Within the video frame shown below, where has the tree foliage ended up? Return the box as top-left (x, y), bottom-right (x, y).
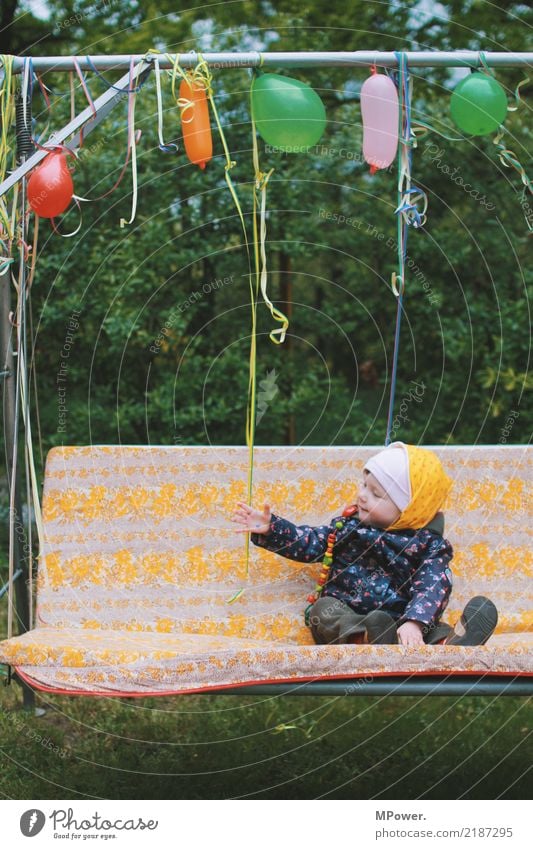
top-left (3, 0), bottom-right (531, 466)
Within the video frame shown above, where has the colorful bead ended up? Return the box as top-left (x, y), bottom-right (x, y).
top-left (305, 511), bottom-right (357, 623)
top-left (305, 511), bottom-right (359, 623)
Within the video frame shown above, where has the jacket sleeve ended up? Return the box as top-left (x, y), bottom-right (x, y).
top-left (400, 535), bottom-right (454, 628)
top-left (250, 513), bottom-right (335, 563)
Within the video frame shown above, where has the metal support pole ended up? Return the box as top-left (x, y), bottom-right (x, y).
top-left (0, 269), bottom-right (24, 612)
top-left (7, 51), bottom-right (533, 72)
top-left (0, 89), bottom-right (35, 710)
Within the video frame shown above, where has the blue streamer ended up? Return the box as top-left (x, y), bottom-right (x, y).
top-left (85, 55), bottom-right (150, 93)
top-left (385, 51), bottom-right (410, 447)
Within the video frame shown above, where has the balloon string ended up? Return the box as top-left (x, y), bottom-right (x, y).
top-left (0, 55), bottom-right (17, 275)
top-left (408, 119), bottom-right (464, 143)
top-left (152, 55), bottom-right (179, 153)
top-left (85, 54), bottom-right (149, 93)
top-left (15, 223), bottom-right (44, 632)
top-left (27, 61), bottom-right (52, 146)
top-left (75, 52), bottom-right (161, 214)
top-left (492, 127), bottom-right (533, 232)
top-left (119, 58), bottom-right (140, 228)
top-left (495, 76), bottom-right (532, 231)
top-left (226, 588), bottom-right (245, 605)
top-left (7, 184), bottom-right (19, 274)
top-left (385, 51), bottom-right (409, 446)
top-left (195, 56), bottom-right (255, 593)
top-left (22, 57), bottom-right (32, 131)
top-left (27, 213), bottom-right (39, 288)
top-left (507, 76), bottom-right (530, 112)
top-left (18, 329), bottom-right (44, 562)
top-left (478, 51), bottom-right (495, 78)
top-left (72, 57), bottom-right (97, 148)
top-left (69, 70), bottom-right (76, 122)
top-left (34, 71), bottom-right (51, 110)
top-left (74, 129), bottom-right (141, 204)
top-left (393, 52), bottom-right (428, 232)
top-left (251, 115), bottom-right (289, 344)
top-left (50, 197), bottom-right (84, 238)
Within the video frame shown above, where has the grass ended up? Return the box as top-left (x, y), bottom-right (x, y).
top-left (0, 677), bottom-right (531, 800)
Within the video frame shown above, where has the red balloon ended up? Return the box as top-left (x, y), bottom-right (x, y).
top-left (28, 149), bottom-right (74, 218)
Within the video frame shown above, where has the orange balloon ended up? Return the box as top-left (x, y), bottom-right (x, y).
top-left (179, 79), bottom-right (213, 170)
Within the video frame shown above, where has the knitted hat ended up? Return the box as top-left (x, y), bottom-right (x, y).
top-left (364, 443), bottom-right (411, 511)
top-left (364, 441), bottom-right (453, 531)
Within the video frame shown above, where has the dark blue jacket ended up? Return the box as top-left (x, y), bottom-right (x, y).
top-left (251, 511), bottom-right (453, 628)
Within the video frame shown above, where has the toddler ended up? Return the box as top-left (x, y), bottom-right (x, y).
top-left (231, 442), bottom-right (498, 647)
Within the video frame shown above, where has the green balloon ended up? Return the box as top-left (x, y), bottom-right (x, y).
top-left (450, 72), bottom-right (507, 136)
top-left (251, 72), bottom-right (326, 151)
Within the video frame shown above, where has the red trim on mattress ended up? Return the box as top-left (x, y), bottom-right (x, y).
top-left (14, 666), bottom-right (533, 698)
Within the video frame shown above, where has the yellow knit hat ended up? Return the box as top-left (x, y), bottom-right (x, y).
top-left (385, 443), bottom-right (453, 531)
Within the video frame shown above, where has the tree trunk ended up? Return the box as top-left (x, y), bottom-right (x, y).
top-left (0, 2), bottom-right (19, 54)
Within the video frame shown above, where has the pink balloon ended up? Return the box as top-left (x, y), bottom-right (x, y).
top-left (361, 72), bottom-right (399, 173)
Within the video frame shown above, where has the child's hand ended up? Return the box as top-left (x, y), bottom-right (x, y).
top-left (231, 502), bottom-right (272, 535)
top-left (397, 620), bottom-right (425, 647)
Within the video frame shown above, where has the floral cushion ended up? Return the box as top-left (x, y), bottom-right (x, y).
top-left (0, 445), bottom-right (531, 694)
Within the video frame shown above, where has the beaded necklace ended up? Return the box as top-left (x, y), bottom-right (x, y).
top-left (304, 504), bottom-right (359, 626)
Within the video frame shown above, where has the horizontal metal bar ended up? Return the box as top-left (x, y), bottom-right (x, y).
top-left (220, 677), bottom-right (533, 697)
top-left (0, 568), bottom-right (23, 600)
top-left (3, 670), bottom-right (529, 697)
top-left (7, 51), bottom-right (533, 72)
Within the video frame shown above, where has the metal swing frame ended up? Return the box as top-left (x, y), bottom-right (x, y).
top-left (1, 51), bottom-right (532, 703)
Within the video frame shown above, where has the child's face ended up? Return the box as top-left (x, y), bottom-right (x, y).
top-left (357, 470), bottom-right (402, 528)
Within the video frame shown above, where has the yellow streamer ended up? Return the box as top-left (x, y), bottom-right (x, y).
top-left (251, 112), bottom-right (289, 344)
top-left (164, 54), bottom-right (259, 599)
top-left (161, 54), bottom-right (289, 599)
top-left (0, 55), bottom-right (17, 266)
top-left (250, 70), bottom-right (289, 344)
top-left (507, 76), bottom-right (530, 112)
top-left (493, 125), bottom-right (532, 232)
top-left (226, 588), bottom-right (245, 604)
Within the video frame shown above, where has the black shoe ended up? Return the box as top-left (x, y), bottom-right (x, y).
top-left (446, 596), bottom-right (498, 646)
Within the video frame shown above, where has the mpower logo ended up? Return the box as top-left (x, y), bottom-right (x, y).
top-left (20, 809), bottom-right (46, 837)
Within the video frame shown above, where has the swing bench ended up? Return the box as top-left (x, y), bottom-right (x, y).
top-left (2, 52), bottom-right (532, 701)
top-left (0, 444), bottom-right (531, 699)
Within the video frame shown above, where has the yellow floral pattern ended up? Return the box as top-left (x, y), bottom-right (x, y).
top-left (0, 444), bottom-right (531, 694)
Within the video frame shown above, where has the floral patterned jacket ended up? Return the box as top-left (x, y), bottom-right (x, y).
top-left (251, 511), bottom-right (453, 628)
